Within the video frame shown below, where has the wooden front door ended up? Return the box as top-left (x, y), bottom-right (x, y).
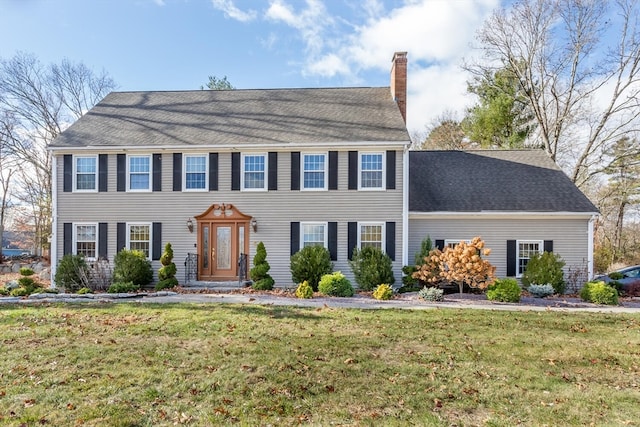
top-left (195, 204), bottom-right (251, 281)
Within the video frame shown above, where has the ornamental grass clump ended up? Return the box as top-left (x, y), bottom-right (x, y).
top-left (318, 271), bottom-right (354, 297)
top-left (372, 284), bottom-right (393, 300)
top-left (418, 286), bottom-right (444, 302)
top-left (295, 281), bottom-right (313, 299)
top-left (486, 278), bottom-right (521, 303)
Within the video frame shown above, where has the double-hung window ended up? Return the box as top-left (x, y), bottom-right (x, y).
top-left (301, 222), bottom-right (327, 248)
top-left (75, 156), bottom-right (97, 191)
top-left (74, 223), bottom-right (97, 260)
top-left (445, 239), bottom-right (471, 249)
top-left (242, 154), bottom-right (266, 190)
top-left (359, 153), bottom-right (384, 189)
top-left (517, 240), bottom-right (542, 276)
top-left (184, 154), bottom-right (207, 191)
top-left (359, 222), bottom-right (384, 251)
top-left (128, 155), bottom-right (151, 191)
top-left (302, 154), bottom-right (327, 190)
top-left (127, 223), bottom-right (151, 258)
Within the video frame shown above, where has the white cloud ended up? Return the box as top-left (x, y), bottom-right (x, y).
top-left (153, 0), bottom-right (165, 5)
top-left (211, 0), bottom-right (257, 22)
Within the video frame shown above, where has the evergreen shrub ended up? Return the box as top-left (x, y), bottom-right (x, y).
top-left (349, 246), bottom-right (395, 291)
top-left (486, 278), bottom-right (521, 303)
top-left (290, 245), bottom-right (333, 291)
top-left (318, 271), bottom-right (354, 297)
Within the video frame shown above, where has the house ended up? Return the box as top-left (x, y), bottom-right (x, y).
top-left (48, 52), bottom-right (598, 288)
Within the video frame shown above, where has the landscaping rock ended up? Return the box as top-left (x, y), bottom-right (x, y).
top-left (4, 280), bottom-right (19, 290)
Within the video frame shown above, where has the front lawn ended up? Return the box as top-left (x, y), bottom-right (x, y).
top-left (0, 303), bottom-right (639, 425)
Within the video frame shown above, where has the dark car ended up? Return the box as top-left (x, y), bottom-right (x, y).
top-left (595, 265), bottom-right (640, 293)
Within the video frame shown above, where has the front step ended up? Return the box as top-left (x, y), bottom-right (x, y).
top-left (181, 280), bottom-right (252, 292)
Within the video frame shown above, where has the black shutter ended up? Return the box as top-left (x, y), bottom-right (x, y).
top-left (117, 154), bottom-right (126, 192)
top-left (63, 223), bottom-right (72, 255)
top-left (506, 240), bottom-right (517, 276)
top-left (328, 151), bottom-right (338, 190)
top-left (348, 222), bottom-right (357, 260)
top-left (63, 155), bottom-right (72, 192)
top-left (544, 240), bottom-right (553, 253)
top-left (290, 222), bottom-right (300, 256)
top-left (152, 222), bottom-right (162, 261)
top-left (209, 153), bottom-right (218, 191)
top-left (173, 153), bottom-right (182, 191)
top-left (386, 150), bottom-right (396, 190)
top-left (328, 222), bottom-right (338, 261)
top-left (152, 154), bottom-right (161, 192)
top-left (231, 152), bottom-right (240, 191)
top-left (348, 151), bottom-right (358, 190)
top-left (291, 152), bottom-right (300, 191)
top-left (116, 222), bottom-right (126, 253)
top-left (98, 223), bottom-right (108, 258)
top-left (268, 152), bottom-right (278, 190)
top-left (98, 154), bottom-right (108, 192)
top-left (386, 222), bottom-right (396, 261)
top-left (435, 240), bottom-right (445, 251)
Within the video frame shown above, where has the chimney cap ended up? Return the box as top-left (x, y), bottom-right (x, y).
top-left (392, 51), bottom-right (408, 61)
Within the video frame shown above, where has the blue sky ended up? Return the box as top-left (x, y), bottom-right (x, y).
top-left (1, 0), bottom-right (500, 135)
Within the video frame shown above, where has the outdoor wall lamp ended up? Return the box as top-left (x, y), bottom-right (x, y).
top-left (251, 218), bottom-right (257, 232)
top-left (187, 218), bottom-right (194, 233)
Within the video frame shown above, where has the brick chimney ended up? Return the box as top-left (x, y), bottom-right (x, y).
top-left (390, 51), bottom-right (407, 123)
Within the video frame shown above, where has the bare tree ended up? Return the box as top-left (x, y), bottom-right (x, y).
top-left (418, 110), bottom-right (470, 150)
top-left (468, 0), bottom-right (640, 186)
top-left (0, 124), bottom-right (16, 261)
top-left (0, 52), bottom-right (116, 255)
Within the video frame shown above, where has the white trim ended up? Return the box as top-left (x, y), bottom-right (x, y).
top-left (358, 152), bottom-right (385, 191)
top-left (72, 155), bottom-right (98, 192)
top-left (301, 152), bottom-right (328, 191)
top-left (515, 240), bottom-right (543, 278)
top-left (357, 221), bottom-right (386, 252)
top-left (299, 222), bottom-right (328, 249)
top-left (409, 211), bottom-right (598, 220)
top-left (402, 147), bottom-right (409, 266)
top-left (126, 222), bottom-right (152, 260)
top-left (241, 153), bottom-right (268, 191)
top-left (444, 239), bottom-right (471, 248)
top-left (72, 222), bottom-right (98, 261)
top-left (588, 215), bottom-right (595, 280)
top-left (50, 155), bottom-right (58, 286)
top-left (126, 154), bottom-right (152, 192)
top-left (182, 153), bottom-right (209, 192)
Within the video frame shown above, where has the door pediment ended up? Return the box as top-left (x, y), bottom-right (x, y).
top-left (195, 203), bottom-right (252, 222)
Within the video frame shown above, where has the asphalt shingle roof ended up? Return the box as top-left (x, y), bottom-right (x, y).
top-left (50, 87), bottom-right (409, 148)
top-left (409, 150), bottom-right (598, 213)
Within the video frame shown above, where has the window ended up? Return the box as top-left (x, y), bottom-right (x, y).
top-left (242, 154), bottom-right (266, 190)
top-left (359, 153), bottom-right (384, 189)
top-left (445, 239), bottom-right (471, 249)
top-left (74, 223), bottom-right (97, 259)
top-left (302, 154), bottom-right (326, 190)
top-left (184, 154), bottom-right (207, 190)
top-left (128, 155), bottom-right (151, 191)
top-left (301, 222), bottom-right (327, 248)
top-left (127, 223), bottom-right (151, 258)
top-left (517, 240), bottom-right (542, 276)
top-left (359, 222), bottom-right (384, 251)
top-left (75, 156), bottom-right (97, 191)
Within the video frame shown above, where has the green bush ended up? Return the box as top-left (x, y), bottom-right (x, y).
top-left (608, 271), bottom-right (624, 280)
top-left (77, 287), bottom-right (93, 294)
top-left (418, 286), bottom-right (444, 302)
top-left (290, 245), bottom-right (333, 291)
top-left (0, 287), bottom-right (9, 296)
top-left (401, 237), bottom-right (435, 289)
top-left (372, 284), bottom-right (393, 300)
top-left (108, 281), bottom-right (140, 294)
top-left (486, 278), bottom-right (521, 303)
top-left (349, 246), bottom-right (395, 291)
top-left (580, 281), bottom-right (619, 305)
top-left (521, 252), bottom-right (566, 294)
top-left (113, 249), bottom-right (153, 288)
top-left (18, 277), bottom-right (41, 294)
top-left (318, 271), bottom-right (354, 297)
top-left (295, 281), bottom-right (314, 299)
top-left (158, 243), bottom-right (177, 283)
top-left (251, 242), bottom-right (275, 290)
top-left (155, 278), bottom-right (179, 291)
top-left (54, 254), bottom-right (89, 293)
top-left (10, 287), bottom-right (29, 297)
top-left (528, 284), bottom-right (555, 298)
top-left (19, 267), bottom-right (35, 277)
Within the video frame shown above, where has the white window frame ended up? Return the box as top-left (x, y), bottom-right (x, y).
top-left (358, 152), bottom-right (385, 190)
top-left (73, 155), bottom-right (98, 192)
top-left (126, 222), bottom-right (152, 260)
top-left (516, 240), bottom-right (543, 278)
top-left (72, 222), bottom-right (98, 261)
top-left (300, 222), bottom-right (328, 249)
top-left (357, 222), bottom-right (385, 252)
top-left (444, 239), bottom-right (471, 249)
top-left (301, 153), bottom-right (328, 191)
top-left (241, 153), bottom-right (267, 191)
top-left (127, 154), bottom-right (152, 192)
top-left (183, 154), bottom-right (209, 192)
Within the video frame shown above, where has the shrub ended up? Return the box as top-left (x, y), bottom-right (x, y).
top-left (528, 284), bottom-right (555, 298)
top-left (155, 278), bottom-right (179, 291)
top-left (0, 287), bottom-right (8, 296)
top-left (418, 286), bottom-right (444, 302)
top-left (608, 271), bottom-right (624, 280)
top-left (290, 245), bottom-right (333, 291)
top-left (54, 254), bottom-right (89, 293)
top-left (19, 267), bottom-right (35, 277)
top-left (10, 287), bottom-right (29, 297)
top-left (402, 237), bottom-right (435, 289)
top-left (521, 252), bottom-right (566, 294)
top-left (295, 281), bottom-right (314, 299)
top-left (158, 243), bottom-right (178, 285)
top-left (487, 278), bottom-right (521, 303)
top-left (108, 281), bottom-right (140, 294)
top-left (77, 287), bottom-right (93, 294)
top-left (113, 249), bottom-right (153, 288)
top-left (626, 280), bottom-right (640, 297)
top-left (251, 242), bottom-right (275, 290)
top-left (349, 246), bottom-right (395, 291)
top-left (318, 271), bottom-right (354, 297)
top-left (18, 277), bottom-right (41, 294)
top-left (580, 281), bottom-right (619, 305)
top-left (372, 284), bottom-right (393, 300)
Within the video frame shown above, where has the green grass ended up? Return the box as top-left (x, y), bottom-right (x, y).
top-left (0, 303), bottom-right (639, 426)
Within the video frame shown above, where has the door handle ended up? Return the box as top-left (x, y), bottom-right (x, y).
top-left (211, 247), bottom-right (215, 261)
